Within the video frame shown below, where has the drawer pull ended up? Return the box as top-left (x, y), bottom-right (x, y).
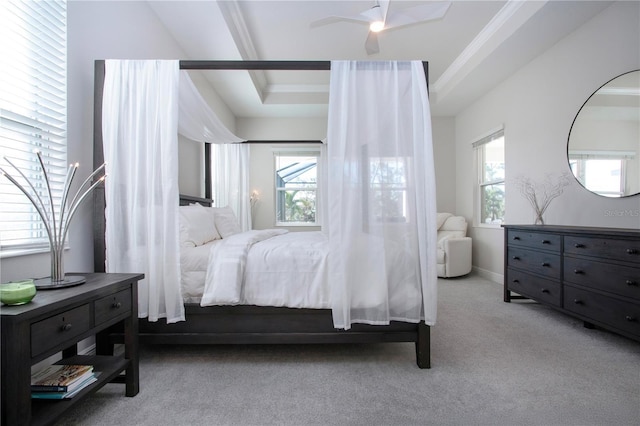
top-left (541, 240), bottom-right (550, 245)
top-left (512, 256), bottom-right (520, 260)
top-left (574, 243), bottom-right (585, 248)
top-left (541, 262), bottom-right (550, 267)
top-left (513, 236), bottom-right (521, 241)
top-left (626, 248), bottom-right (638, 255)
top-left (61, 323), bottom-right (73, 332)
top-left (541, 288), bottom-right (550, 294)
top-left (112, 301), bottom-right (122, 309)
top-left (626, 280), bottom-right (638, 287)
top-left (573, 269), bottom-right (584, 275)
top-left (625, 315), bottom-right (637, 322)
top-left (573, 299), bottom-right (584, 305)
top-left (512, 279), bottom-right (520, 284)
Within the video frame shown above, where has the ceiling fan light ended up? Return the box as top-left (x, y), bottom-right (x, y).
top-left (370, 20), bottom-right (385, 32)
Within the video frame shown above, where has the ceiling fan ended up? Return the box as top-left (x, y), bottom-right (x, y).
top-left (311, 0), bottom-right (452, 55)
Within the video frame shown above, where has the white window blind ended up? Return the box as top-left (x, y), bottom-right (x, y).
top-left (0, 0), bottom-right (67, 255)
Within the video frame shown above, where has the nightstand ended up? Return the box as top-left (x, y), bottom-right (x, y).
top-left (1, 272), bottom-right (143, 426)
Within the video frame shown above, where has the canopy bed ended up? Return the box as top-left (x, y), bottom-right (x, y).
top-left (93, 60), bottom-right (436, 368)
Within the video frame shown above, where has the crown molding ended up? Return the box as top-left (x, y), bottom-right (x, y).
top-left (432, 0), bottom-right (547, 104)
top-left (216, 0), bottom-right (267, 102)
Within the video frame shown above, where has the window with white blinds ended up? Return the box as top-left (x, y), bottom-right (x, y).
top-left (0, 0), bottom-right (67, 255)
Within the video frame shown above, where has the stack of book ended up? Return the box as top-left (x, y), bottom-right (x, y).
top-left (31, 364), bottom-right (97, 399)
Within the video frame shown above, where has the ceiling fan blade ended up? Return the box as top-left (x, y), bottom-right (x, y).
top-left (385, 1), bottom-right (451, 30)
top-left (310, 14), bottom-right (371, 28)
top-left (379, 0), bottom-right (391, 22)
top-left (365, 31), bottom-right (379, 55)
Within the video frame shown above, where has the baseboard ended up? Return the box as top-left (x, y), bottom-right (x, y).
top-left (472, 266), bottom-right (503, 284)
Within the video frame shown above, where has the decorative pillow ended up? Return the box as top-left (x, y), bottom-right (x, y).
top-left (179, 204), bottom-right (220, 247)
top-left (211, 206), bottom-right (242, 238)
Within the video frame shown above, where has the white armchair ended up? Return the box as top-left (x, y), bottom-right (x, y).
top-left (436, 213), bottom-right (472, 278)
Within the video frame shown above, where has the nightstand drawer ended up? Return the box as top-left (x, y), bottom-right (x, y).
top-left (95, 288), bottom-right (132, 326)
top-left (507, 268), bottom-right (561, 306)
top-left (564, 257), bottom-right (640, 300)
top-left (564, 286), bottom-right (640, 338)
top-left (507, 246), bottom-right (561, 280)
top-left (565, 236), bottom-right (640, 264)
top-left (31, 304), bottom-right (91, 357)
top-left (508, 230), bottom-right (561, 252)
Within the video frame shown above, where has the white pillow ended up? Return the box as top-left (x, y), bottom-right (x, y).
top-left (211, 206), bottom-right (242, 238)
top-left (179, 204), bottom-right (220, 247)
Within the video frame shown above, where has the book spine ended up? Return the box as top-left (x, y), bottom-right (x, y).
top-left (31, 393), bottom-right (66, 400)
top-left (31, 385), bottom-right (67, 392)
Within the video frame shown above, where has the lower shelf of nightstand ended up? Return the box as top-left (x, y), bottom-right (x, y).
top-left (30, 355), bottom-right (129, 426)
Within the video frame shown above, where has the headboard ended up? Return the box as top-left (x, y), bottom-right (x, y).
top-left (180, 194), bottom-right (212, 207)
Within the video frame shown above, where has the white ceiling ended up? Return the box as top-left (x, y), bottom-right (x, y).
top-left (147, 0), bottom-right (613, 118)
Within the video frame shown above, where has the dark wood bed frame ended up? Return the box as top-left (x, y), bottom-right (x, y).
top-left (93, 60), bottom-right (431, 369)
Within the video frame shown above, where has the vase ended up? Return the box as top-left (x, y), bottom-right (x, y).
top-left (534, 211), bottom-right (544, 225)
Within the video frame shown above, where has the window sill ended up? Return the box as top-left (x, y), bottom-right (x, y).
top-left (473, 223), bottom-right (504, 230)
top-left (0, 245), bottom-right (68, 259)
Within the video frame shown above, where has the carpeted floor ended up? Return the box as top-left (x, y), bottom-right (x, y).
top-left (56, 274), bottom-right (640, 425)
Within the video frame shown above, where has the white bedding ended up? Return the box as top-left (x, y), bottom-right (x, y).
top-left (181, 229), bottom-right (421, 312)
top-left (181, 230), bottom-right (330, 308)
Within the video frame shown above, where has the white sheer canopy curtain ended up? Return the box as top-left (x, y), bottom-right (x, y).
top-left (326, 61), bottom-right (438, 330)
top-left (211, 144), bottom-right (251, 231)
top-left (178, 71), bottom-right (250, 230)
top-left (102, 60), bottom-right (184, 323)
top-left (102, 62), bottom-right (246, 323)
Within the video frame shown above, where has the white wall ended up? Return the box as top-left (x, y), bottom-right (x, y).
top-left (239, 117), bottom-right (325, 230)
top-left (455, 1), bottom-right (640, 281)
top-left (432, 117), bottom-right (456, 213)
top-left (1, 1), bottom-right (188, 281)
top-left (240, 116), bottom-right (456, 229)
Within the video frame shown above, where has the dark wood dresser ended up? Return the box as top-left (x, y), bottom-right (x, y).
top-left (503, 225), bottom-right (640, 342)
top-left (1, 272), bottom-right (143, 426)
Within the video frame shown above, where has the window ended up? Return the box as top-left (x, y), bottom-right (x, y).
top-left (569, 151), bottom-right (634, 197)
top-left (274, 149), bottom-right (320, 226)
top-left (474, 129), bottom-right (505, 226)
top-left (0, 0), bottom-right (67, 255)
top-left (369, 156), bottom-right (408, 223)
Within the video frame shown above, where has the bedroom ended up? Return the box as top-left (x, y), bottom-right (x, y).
top-left (1, 1), bottom-right (638, 425)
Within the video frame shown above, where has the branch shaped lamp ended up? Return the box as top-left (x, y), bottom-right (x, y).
top-left (1, 152), bottom-right (106, 289)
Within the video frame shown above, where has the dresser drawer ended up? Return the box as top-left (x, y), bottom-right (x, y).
top-left (31, 304), bottom-right (91, 357)
top-left (564, 286), bottom-right (640, 338)
top-left (507, 230), bottom-right (561, 253)
top-left (564, 257), bottom-right (640, 300)
top-left (507, 268), bottom-right (561, 307)
top-left (564, 236), bottom-right (640, 265)
top-left (95, 288), bottom-right (132, 326)
top-left (507, 246), bottom-right (561, 280)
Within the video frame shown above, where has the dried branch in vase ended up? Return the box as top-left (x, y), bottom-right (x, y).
top-left (514, 173), bottom-right (572, 225)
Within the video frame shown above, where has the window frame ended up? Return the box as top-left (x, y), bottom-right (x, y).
top-left (273, 147), bottom-right (321, 227)
top-left (473, 128), bottom-right (505, 228)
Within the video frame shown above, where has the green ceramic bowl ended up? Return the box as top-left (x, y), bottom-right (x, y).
top-left (1, 280), bottom-right (37, 305)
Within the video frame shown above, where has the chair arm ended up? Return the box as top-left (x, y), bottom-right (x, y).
top-left (443, 237), bottom-right (472, 277)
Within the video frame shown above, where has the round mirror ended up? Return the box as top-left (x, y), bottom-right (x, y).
top-left (567, 70), bottom-right (640, 197)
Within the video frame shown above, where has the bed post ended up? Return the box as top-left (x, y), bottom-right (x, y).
top-left (93, 60), bottom-right (106, 273)
top-left (416, 322), bottom-right (431, 369)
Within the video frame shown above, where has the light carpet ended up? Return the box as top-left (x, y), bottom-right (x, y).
top-left (56, 274), bottom-right (640, 426)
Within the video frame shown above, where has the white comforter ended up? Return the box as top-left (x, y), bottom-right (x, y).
top-left (199, 230), bottom-right (330, 309)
